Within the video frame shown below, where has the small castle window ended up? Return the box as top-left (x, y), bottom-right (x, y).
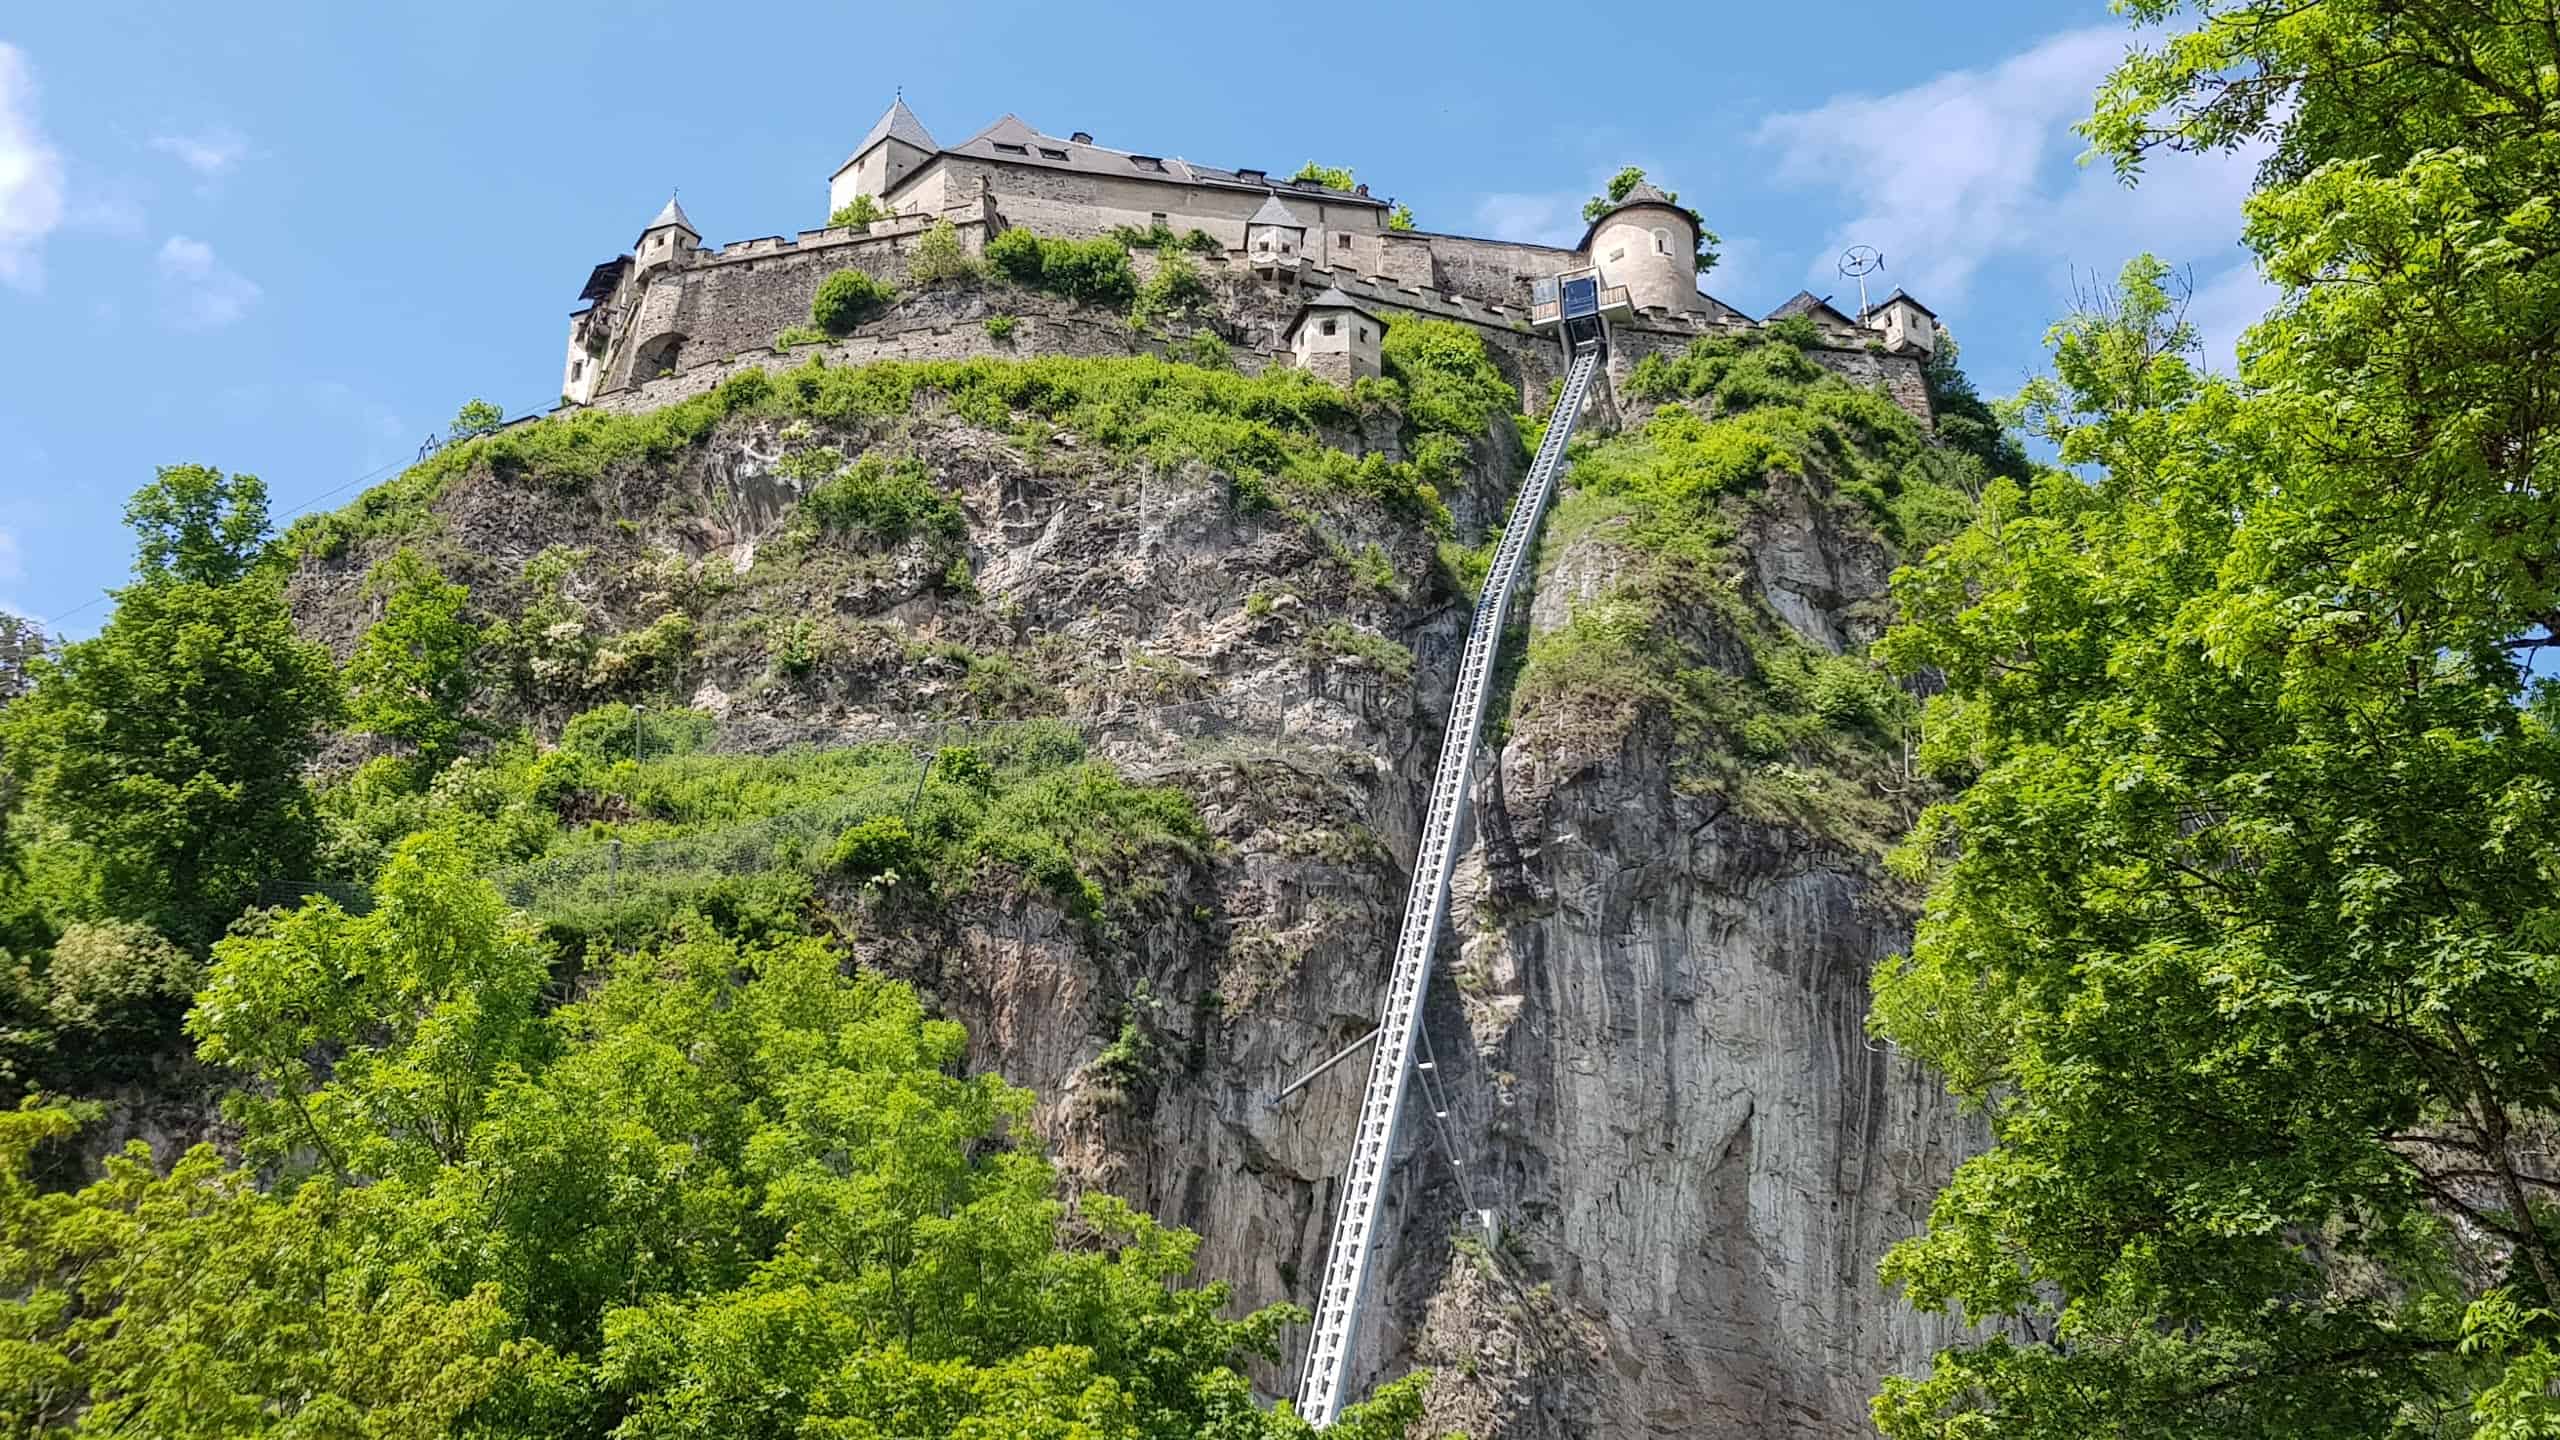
top-left (1038, 147), bottom-right (1068, 160)
top-left (1336, 233), bottom-right (1352, 250)
top-left (1607, 247), bottom-right (1624, 263)
top-left (1356, 326), bottom-right (1368, 342)
top-left (570, 360), bottom-right (583, 382)
top-left (1321, 318), bottom-right (1338, 336)
top-left (1652, 227), bottom-right (1672, 255)
top-left (995, 142), bottom-right (1029, 155)
top-left (1152, 212), bottom-right (1167, 226)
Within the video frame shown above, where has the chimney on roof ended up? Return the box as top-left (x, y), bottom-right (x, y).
top-left (1069, 130), bottom-right (1093, 144)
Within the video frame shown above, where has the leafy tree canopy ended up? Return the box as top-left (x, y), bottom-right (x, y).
top-left (2, 469), bottom-right (339, 951)
top-left (1873, 3), bottom-right (2560, 1433)
top-left (345, 548), bottom-right (479, 769)
top-left (0, 833), bottom-right (1438, 1439)
top-left (1289, 161), bottom-right (1355, 192)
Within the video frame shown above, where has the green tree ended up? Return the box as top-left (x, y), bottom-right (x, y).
top-left (1385, 203), bottom-right (1415, 231)
top-left (829, 193), bottom-right (889, 229)
top-left (2, 469), bottom-right (339, 950)
top-left (191, 832), bottom-right (552, 1183)
top-left (346, 548), bottom-right (479, 767)
top-left (907, 218), bottom-right (981, 284)
top-left (1289, 161), bottom-right (1355, 192)
top-left (449, 398), bottom-right (505, 440)
top-left (122, 462), bottom-right (271, 587)
top-left (1872, 0), bottom-right (2560, 1416)
top-left (0, 1106), bottom-right (528, 1440)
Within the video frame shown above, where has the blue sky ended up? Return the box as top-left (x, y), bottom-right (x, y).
top-left (0, 1), bottom-right (2269, 633)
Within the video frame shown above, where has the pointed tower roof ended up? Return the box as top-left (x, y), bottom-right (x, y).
top-left (1767, 290), bottom-right (1856, 327)
top-left (641, 194), bottom-right (697, 237)
top-left (859, 97), bottom-right (937, 157)
top-left (1249, 193), bottom-right (1306, 228)
top-left (1284, 286), bottom-right (1387, 339)
top-left (832, 98), bottom-right (939, 178)
top-left (1857, 286), bottom-right (1938, 321)
top-left (1618, 179), bottom-right (1675, 207)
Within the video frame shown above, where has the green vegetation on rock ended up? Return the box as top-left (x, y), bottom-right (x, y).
top-left (810, 267), bottom-right (897, 335)
top-left (985, 228), bottom-right (1139, 308)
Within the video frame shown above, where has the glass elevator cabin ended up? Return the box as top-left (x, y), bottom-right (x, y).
top-left (1530, 266), bottom-right (1630, 354)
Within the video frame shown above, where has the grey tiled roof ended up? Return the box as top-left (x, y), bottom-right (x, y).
top-left (1857, 286), bottom-right (1937, 321)
top-left (1249, 194), bottom-right (1306, 228)
top-left (897, 114), bottom-right (1388, 209)
top-left (642, 195), bottom-right (696, 235)
top-left (1768, 290), bottom-right (1858, 326)
top-left (1576, 179), bottom-right (1697, 251)
top-left (1284, 285), bottom-right (1388, 339)
top-left (837, 98), bottom-right (937, 174)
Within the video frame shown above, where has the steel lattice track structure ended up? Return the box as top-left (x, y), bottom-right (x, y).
top-left (1295, 343), bottom-right (1604, 1425)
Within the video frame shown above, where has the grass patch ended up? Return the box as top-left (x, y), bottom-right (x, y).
top-left (1302, 621), bottom-right (1414, 683)
top-left (465, 717), bottom-right (1204, 948)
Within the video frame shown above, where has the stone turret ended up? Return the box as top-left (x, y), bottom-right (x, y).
top-left (1285, 287), bottom-right (1386, 381)
top-left (633, 194), bottom-right (699, 279)
top-left (1247, 193), bottom-right (1308, 268)
top-left (1859, 287), bottom-right (1938, 356)
top-left (830, 98), bottom-right (937, 218)
top-left (1581, 179), bottom-right (1697, 315)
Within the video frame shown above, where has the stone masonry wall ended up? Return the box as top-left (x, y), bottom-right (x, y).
top-left (1416, 231), bottom-right (1589, 309)
top-left (583, 251), bottom-right (1930, 433)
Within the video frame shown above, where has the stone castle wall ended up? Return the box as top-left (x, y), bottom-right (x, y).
top-left (576, 249), bottom-right (1930, 437)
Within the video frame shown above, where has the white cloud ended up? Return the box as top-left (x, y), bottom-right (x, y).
top-left (157, 234), bottom-right (261, 328)
top-left (1472, 191), bottom-right (1583, 248)
top-left (0, 44), bottom-right (67, 291)
top-left (1755, 24), bottom-right (2267, 355)
top-left (150, 128), bottom-right (248, 184)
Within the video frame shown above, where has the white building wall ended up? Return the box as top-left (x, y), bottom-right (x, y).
top-left (829, 138), bottom-right (933, 218)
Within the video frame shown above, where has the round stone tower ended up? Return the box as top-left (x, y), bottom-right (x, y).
top-left (1582, 179), bottom-right (1698, 316)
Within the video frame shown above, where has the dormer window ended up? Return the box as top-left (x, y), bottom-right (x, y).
top-left (1038, 147), bottom-right (1068, 160)
top-left (994, 142), bottom-right (1029, 155)
top-left (1129, 155), bottom-right (1167, 173)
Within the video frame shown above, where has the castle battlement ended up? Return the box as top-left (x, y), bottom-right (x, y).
top-left (556, 100), bottom-right (1939, 425)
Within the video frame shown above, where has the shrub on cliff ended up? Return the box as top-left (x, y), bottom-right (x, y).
top-left (906, 218), bottom-right (980, 285)
top-left (984, 228), bottom-right (1137, 309)
top-left (811, 267), bottom-right (896, 335)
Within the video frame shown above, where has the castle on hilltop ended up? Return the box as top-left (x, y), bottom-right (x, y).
top-left (559, 99), bottom-right (1942, 421)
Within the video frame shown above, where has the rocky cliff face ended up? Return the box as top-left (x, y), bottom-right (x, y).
top-left (289, 316), bottom-right (1973, 1436)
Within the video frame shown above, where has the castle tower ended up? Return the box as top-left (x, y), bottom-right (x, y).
top-left (1581, 179), bottom-right (1697, 316)
top-left (830, 98), bottom-right (937, 218)
top-left (1859, 287), bottom-right (1939, 356)
top-left (1285, 287), bottom-right (1386, 381)
top-left (633, 194), bottom-right (699, 279)
top-left (1247, 193), bottom-right (1308, 269)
